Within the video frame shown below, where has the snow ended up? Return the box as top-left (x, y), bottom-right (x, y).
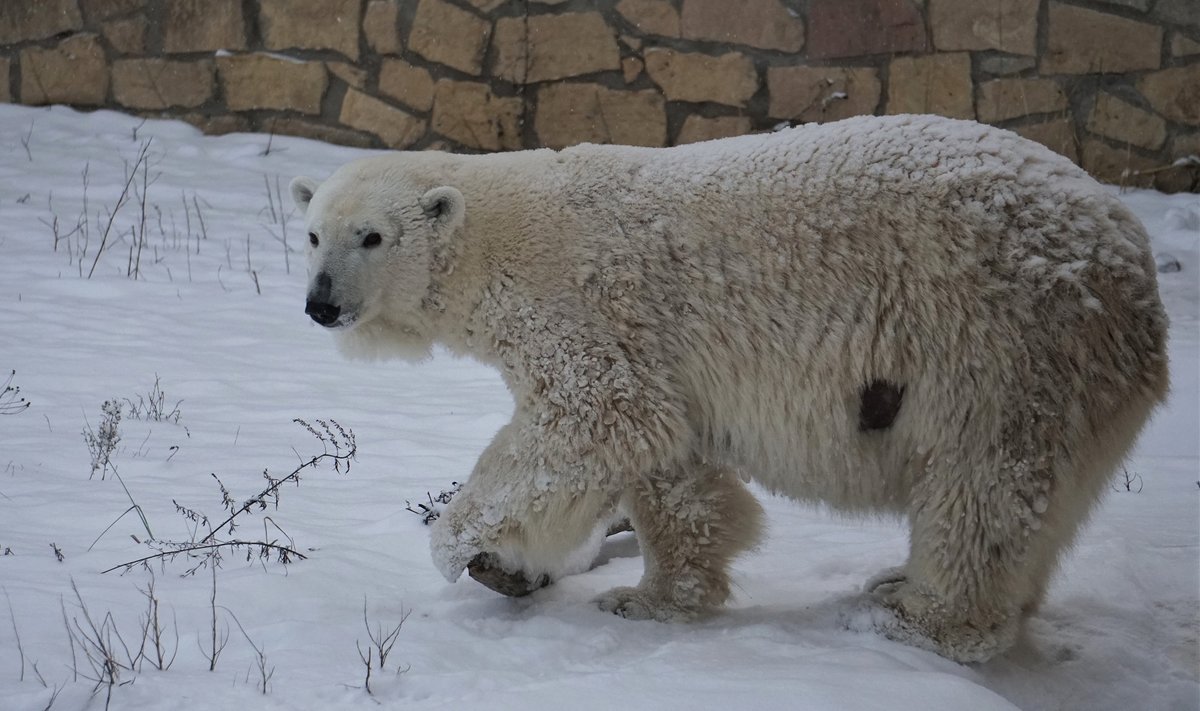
top-left (0, 104), bottom-right (1197, 711)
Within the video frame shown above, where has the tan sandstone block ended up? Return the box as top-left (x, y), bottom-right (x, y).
top-left (680, 0), bottom-right (803, 52)
top-left (929, 0), bottom-right (1038, 55)
top-left (364, 0), bottom-right (401, 55)
top-left (102, 16), bottom-right (147, 55)
top-left (381, 60), bottom-right (435, 111)
top-left (622, 57), bottom-right (644, 83)
top-left (20, 34), bottom-right (109, 106)
top-left (1014, 118), bottom-right (1079, 164)
top-left (616, 0), bottom-right (680, 37)
top-left (676, 115), bottom-right (753, 144)
top-left (807, 0), bottom-right (927, 59)
top-left (493, 13), bottom-right (620, 84)
top-left (163, 0), bottom-right (245, 53)
top-left (1138, 65), bottom-right (1200, 126)
top-left (0, 0), bottom-right (82, 44)
top-left (1081, 139), bottom-right (1159, 187)
top-left (113, 59), bottom-right (214, 110)
top-left (260, 0), bottom-right (361, 61)
top-left (266, 118), bottom-right (377, 149)
top-left (0, 58), bottom-right (10, 103)
top-left (327, 62), bottom-right (367, 89)
top-left (81, 0), bottom-right (146, 22)
top-left (178, 113), bottom-right (250, 136)
top-left (1156, 0), bottom-right (1199, 29)
top-left (1043, 3), bottom-right (1161, 74)
top-left (643, 48), bottom-right (757, 107)
top-left (536, 83), bottom-right (666, 149)
top-left (887, 53), bottom-right (974, 120)
top-left (977, 78), bottom-right (1068, 123)
top-left (340, 89), bottom-right (426, 148)
top-left (1171, 34), bottom-right (1200, 58)
top-left (409, 0), bottom-right (490, 75)
top-left (767, 66), bottom-right (881, 122)
top-left (432, 80), bottom-right (522, 151)
top-left (217, 53), bottom-right (328, 114)
top-left (1088, 93), bottom-right (1167, 150)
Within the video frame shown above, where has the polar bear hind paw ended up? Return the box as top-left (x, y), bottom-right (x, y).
top-left (841, 579), bottom-right (1019, 664)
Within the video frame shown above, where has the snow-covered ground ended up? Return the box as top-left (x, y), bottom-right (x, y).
top-left (0, 104), bottom-right (1195, 711)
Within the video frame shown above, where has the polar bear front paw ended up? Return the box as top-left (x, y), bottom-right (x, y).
top-left (594, 586), bottom-right (697, 622)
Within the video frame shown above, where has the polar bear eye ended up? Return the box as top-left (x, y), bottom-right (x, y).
top-left (308, 232), bottom-right (319, 247)
top-left (362, 232), bottom-right (382, 249)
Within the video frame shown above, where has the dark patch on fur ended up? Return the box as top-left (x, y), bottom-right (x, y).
top-left (859, 380), bottom-right (905, 432)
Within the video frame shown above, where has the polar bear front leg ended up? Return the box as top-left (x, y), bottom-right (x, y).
top-left (596, 460), bottom-right (763, 621)
top-left (430, 419), bottom-right (620, 589)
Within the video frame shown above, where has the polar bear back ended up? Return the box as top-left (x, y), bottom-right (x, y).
top-left (507, 115), bottom-right (1166, 509)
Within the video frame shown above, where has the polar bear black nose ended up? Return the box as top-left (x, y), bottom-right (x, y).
top-left (305, 300), bottom-right (340, 326)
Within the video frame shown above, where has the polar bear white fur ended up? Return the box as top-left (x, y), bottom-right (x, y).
top-left (291, 114), bottom-right (1169, 663)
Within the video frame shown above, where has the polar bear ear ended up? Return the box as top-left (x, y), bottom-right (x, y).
top-left (420, 186), bottom-right (465, 231)
top-left (290, 176), bottom-right (319, 214)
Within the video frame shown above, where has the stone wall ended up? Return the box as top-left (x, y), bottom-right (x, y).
top-left (2, 0), bottom-right (1197, 190)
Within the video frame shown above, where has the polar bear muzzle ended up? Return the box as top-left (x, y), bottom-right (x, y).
top-left (305, 271), bottom-right (341, 327)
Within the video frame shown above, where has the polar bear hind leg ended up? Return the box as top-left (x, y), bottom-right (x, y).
top-left (595, 459), bottom-right (763, 621)
top-left (861, 387), bottom-right (1160, 663)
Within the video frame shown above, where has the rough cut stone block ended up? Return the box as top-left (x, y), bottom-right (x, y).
top-left (20, 34), bottom-right (109, 106)
top-left (643, 48), bottom-right (757, 107)
top-left (622, 57), bottom-right (644, 83)
top-left (1156, 0), bottom-right (1199, 29)
top-left (261, 0), bottom-right (361, 61)
top-left (164, 0), bottom-right (246, 53)
top-left (0, 58), bottom-right (10, 103)
top-left (767, 66), bottom-right (881, 122)
top-left (1014, 118), bottom-right (1079, 164)
top-left (676, 115), bottom-right (752, 144)
top-left (113, 59), bottom-right (214, 110)
top-left (536, 83), bottom-right (666, 148)
top-left (808, 0), bottom-right (926, 59)
top-left (102, 16), bottom-right (147, 55)
top-left (328, 62), bottom-right (367, 89)
top-left (493, 13), bottom-right (620, 84)
top-left (0, 0), bottom-right (83, 44)
top-left (680, 0), bottom-right (803, 52)
top-left (1081, 139), bottom-right (1158, 187)
top-left (1087, 93), bottom-right (1167, 150)
top-left (267, 118), bottom-right (376, 149)
top-left (1171, 34), bottom-right (1200, 58)
top-left (409, 0), bottom-right (490, 75)
top-left (887, 53), bottom-right (974, 119)
top-left (977, 78), bottom-right (1068, 123)
top-left (930, 0), bottom-right (1038, 54)
top-left (364, 0), bottom-right (401, 55)
top-left (432, 80), bottom-right (522, 151)
top-left (217, 53), bottom-right (328, 114)
top-left (179, 113), bottom-right (250, 136)
top-left (340, 89), bottom-right (426, 148)
top-left (1043, 3), bottom-right (1161, 74)
top-left (616, 0), bottom-right (680, 38)
top-left (1138, 65), bottom-right (1200, 126)
top-left (381, 59), bottom-right (435, 111)
top-left (979, 55), bottom-right (1037, 76)
top-left (82, 0), bottom-right (146, 22)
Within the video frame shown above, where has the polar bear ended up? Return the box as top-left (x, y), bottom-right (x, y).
top-left (291, 114), bottom-right (1169, 663)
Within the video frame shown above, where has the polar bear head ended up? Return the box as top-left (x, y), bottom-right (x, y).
top-left (290, 156), bottom-right (465, 360)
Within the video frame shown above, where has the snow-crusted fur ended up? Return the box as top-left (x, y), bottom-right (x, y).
top-left (291, 114), bottom-right (1169, 664)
